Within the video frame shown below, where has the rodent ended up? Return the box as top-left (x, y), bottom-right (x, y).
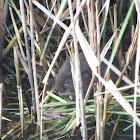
top-left (54, 53), bottom-right (92, 96)
top-left (54, 52), bottom-right (117, 96)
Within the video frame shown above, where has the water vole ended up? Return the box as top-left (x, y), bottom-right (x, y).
top-left (54, 52), bottom-right (118, 96)
top-left (54, 53), bottom-right (92, 96)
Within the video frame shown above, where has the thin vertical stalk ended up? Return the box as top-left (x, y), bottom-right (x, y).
top-left (110, 115), bottom-right (121, 140)
top-left (95, 1), bottom-right (103, 140)
top-left (68, 0), bottom-right (88, 139)
top-left (19, 0), bottom-right (36, 121)
top-left (87, 0), bottom-right (96, 52)
top-left (29, 0), bottom-right (41, 137)
top-left (0, 0), bottom-right (9, 63)
top-left (14, 47), bottom-right (24, 137)
top-left (134, 1), bottom-right (140, 140)
top-left (9, 7), bottom-right (26, 60)
top-left (0, 83), bottom-right (3, 139)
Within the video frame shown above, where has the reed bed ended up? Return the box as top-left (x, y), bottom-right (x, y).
top-left (0, 0), bottom-right (140, 139)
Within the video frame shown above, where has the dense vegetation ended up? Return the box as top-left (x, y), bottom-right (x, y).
top-left (0, 0), bottom-right (140, 139)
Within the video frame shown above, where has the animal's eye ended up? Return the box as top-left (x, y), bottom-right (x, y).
top-left (65, 79), bottom-right (70, 85)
